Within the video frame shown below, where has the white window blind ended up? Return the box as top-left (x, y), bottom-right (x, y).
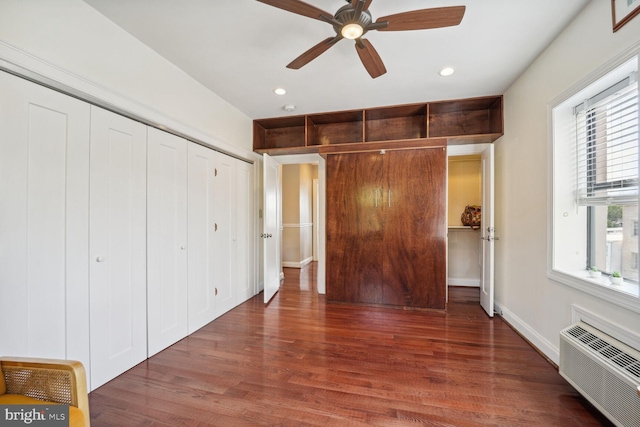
top-left (575, 79), bottom-right (639, 206)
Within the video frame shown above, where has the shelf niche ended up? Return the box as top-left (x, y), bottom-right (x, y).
top-left (253, 115), bottom-right (306, 153)
top-left (308, 110), bottom-right (363, 147)
top-left (365, 104), bottom-right (427, 142)
top-left (253, 95), bottom-right (503, 155)
top-left (428, 96), bottom-right (503, 144)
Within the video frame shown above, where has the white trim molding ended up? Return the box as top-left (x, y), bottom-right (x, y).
top-left (495, 300), bottom-right (560, 364)
top-left (282, 223), bottom-right (313, 229)
top-left (283, 257), bottom-right (314, 269)
top-left (447, 278), bottom-right (480, 287)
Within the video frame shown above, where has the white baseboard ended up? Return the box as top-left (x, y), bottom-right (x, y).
top-left (448, 278), bottom-right (480, 287)
top-left (494, 300), bottom-right (560, 365)
top-left (282, 257), bottom-right (313, 269)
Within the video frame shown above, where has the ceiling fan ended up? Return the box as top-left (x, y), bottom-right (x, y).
top-left (257, 0), bottom-right (466, 79)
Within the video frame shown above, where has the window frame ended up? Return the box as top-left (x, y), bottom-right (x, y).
top-left (548, 51), bottom-right (640, 314)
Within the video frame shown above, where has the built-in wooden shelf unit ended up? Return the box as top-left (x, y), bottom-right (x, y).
top-left (253, 95), bottom-right (503, 155)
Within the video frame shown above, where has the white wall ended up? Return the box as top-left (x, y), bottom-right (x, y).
top-left (282, 165), bottom-right (302, 267)
top-left (281, 164), bottom-right (315, 268)
top-left (0, 0), bottom-right (253, 157)
top-left (496, 0), bottom-right (640, 362)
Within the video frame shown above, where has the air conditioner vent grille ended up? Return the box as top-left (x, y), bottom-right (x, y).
top-left (628, 363), bottom-right (640, 377)
top-left (565, 324), bottom-right (640, 379)
top-left (601, 345), bottom-right (622, 359)
top-left (561, 322), bottom-right (640, 427)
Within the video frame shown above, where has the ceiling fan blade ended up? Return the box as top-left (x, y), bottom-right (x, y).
top-left (355, 39), bottom-right (386, 79)
top-left (351, 0), bottom-right (373, 10)
top-left (256, 0), bottom-right (333, 22)
top-left (287, 36), bottom-right (341, 69)
top-left (376, 6), bottom-right (465, 31)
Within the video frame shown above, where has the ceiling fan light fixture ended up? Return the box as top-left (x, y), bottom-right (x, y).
top-left (273, 87), bottom-right (287, 95)
top-left (439, 67), bottom-right (455, 77)
top-left (341, 23), bottom-right (364, 39)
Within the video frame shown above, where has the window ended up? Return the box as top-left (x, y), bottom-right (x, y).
top-left (550, 55), bottom-right (640, 312)
top-left (578, 81), bottom-right (639, 283)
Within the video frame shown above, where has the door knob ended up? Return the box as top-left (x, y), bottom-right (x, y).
top-left (96, 256), bottom-right (105, 262)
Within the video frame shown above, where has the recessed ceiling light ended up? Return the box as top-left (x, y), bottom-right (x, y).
top-left (274, 87), bottom-right (287, 95)
top-left (439, 67), bottom-right (455, 77)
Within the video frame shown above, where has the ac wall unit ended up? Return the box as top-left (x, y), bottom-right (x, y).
top-left (559, 322), bottom-right (640, 427)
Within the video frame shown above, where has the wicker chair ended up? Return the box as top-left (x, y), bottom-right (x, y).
top-left (0, 357), bottom-right (90, 427)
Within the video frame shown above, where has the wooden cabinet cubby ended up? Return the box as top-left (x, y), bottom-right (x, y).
top-left (365, 103), bottom-right (427, 142)
top-left (253, 116), bottom-right (306, 154)
top-left (308, 110), bottom-right (363, 146)
top-left (428, 96), bottom-right (503, 144)
top-left (253, 95), bottom-right (503, 155)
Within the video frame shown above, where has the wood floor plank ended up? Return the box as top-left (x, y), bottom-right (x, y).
top-left (89, 263), bottom-right (613, 426)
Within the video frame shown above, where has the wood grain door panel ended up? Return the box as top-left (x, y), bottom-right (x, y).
top-left (326, 152), bottom-right (385, 304)
top-left (383, 148), bottom-right (447, 309)
top-left (326, 147), bottom-right (446, 309)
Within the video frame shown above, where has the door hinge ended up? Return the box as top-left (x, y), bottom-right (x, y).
top-left (215, 223), bottom-right (218, 232)
top-left (215, 288), bottom-right (218, 296)
top-left (215, 168), bottom-right (217, 177)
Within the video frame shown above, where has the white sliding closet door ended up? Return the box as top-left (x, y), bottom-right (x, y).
top-left (0, 71), bottom-right (90, 369)
top-left (187, 143), bottom-right (217, 333)
top-left (236, 159), bottom-right (254, 304)
top-left (147, 128), bottom-right (188, 357)
top-left (89, 106), bottom-right (147, 390)
top-left (213, 152), bottom-right (236, 317)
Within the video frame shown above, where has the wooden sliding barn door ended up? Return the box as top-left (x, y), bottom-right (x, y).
top-left (383, 148), bottom-right (447, 308)
top-left (326, 147), bottom-right (447, 309)
top-left (326, 152), bottom-right (385, 304)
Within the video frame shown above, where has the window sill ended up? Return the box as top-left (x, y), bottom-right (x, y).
top-left (548, 268), bottom-right (640, 314)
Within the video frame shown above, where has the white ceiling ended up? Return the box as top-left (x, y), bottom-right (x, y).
top-left (83, 0), bottom-right (590, 119)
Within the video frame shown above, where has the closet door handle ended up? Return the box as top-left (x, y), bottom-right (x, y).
top-left (388, 189), bottom-right (392, 207)
top-left (375, 189), bottom-right (378, 208)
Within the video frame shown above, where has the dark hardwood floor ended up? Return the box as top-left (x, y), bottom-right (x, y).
top-left (89, 264), bottom-right (612, 426)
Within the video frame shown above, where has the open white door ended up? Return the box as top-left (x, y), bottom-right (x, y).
top-left (480, 144), bottom-right (495, 317)
top-left (263, 153), bottom-right (280, 303)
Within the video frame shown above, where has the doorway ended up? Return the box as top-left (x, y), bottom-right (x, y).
top-left (447, 154), bottom-right (483, 288)
top-left (262, 153), bottom-right (326, 296)
top-left (447, 144), bottom-right (495, 317)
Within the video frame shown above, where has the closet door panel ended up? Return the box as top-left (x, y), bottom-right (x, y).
top-left (89, 106), bottom-right (147, 389)
top-left (147, 128), bottom-right (188, 357)
top-left (326, 152), bottom-right (385, 304)
top-left (187, 143), bottom-right (217, 333)
top-left (236, 159), bottom-right (254, 303)
top-left (0, 72), bottom-right (90, 366)
top-left (384, 148), bottom-right (447, 308)
top-left (213, 153), bottom-right (236, 317)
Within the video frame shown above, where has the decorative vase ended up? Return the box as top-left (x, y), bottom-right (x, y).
top-left (610, 276), bottom-right (623, 285)
top-left (589, 270), bottom-right (602, 278)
